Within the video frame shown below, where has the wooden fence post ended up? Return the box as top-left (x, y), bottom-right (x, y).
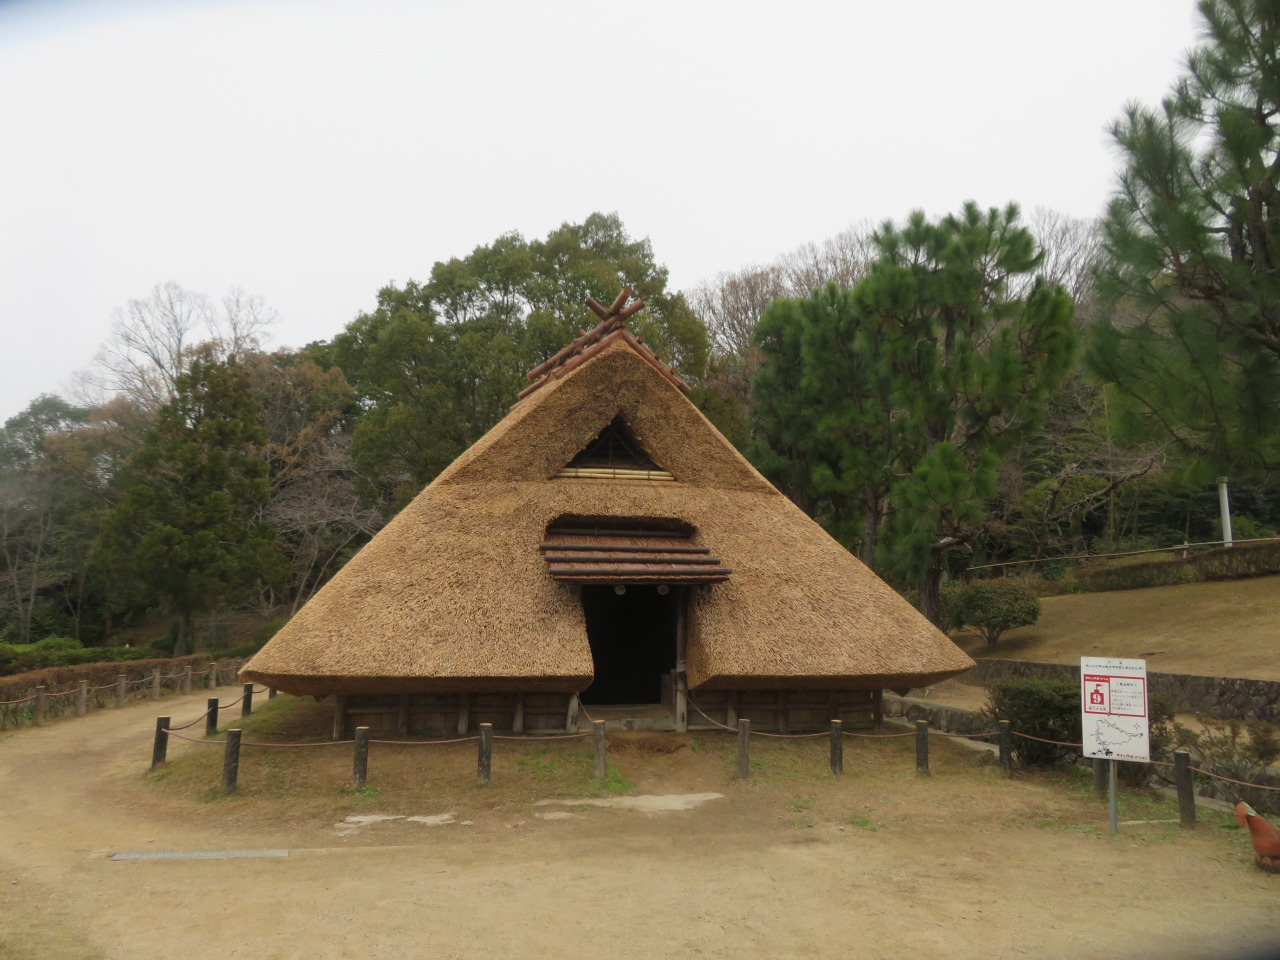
top-left (353, 726), bottom-right (370, 789)
top-left (332, 694), bottom-right (347, 740)
top-left (457, 693), bottom-right (471, 736)
top-left (736, 718), bottom-right (750, 780)
top-left (998, 720), bottom-right (1013, 777)
top-left (268, 687), bottom-right (277, 700)
top-left (593, 720), bottom-right (607, 780)
top-left (222, 729), bottom-right (241, 795)
top-left (565, 694), bottom-right (579, 734)
top-left (512, 693), bottom-right (525, 735)
top-left (151, 716), bottom-right (170, 768)
top-left (115, 674), bottom-right (126, 708)
top-left (829, 720), bottom-right (843, 776)
top-left (1093, 757), bottom-right (1109, 799)
top-left (75, 680), bottom-right (88, 717)
top-left (33, 685), bottom-right (45, 726)
top-left (674, 674), bottom-right (688, 733)
top-left (241, 683), bottom-right (253, 718)
top-left (477, 722), bottom-right (492, 785)
top-left (150, 665), bottom-right (161, 700)
top-left (181, 666), bottom-right (192, 696)
top-left (206, 697), bottom-right (220, 736)
top-left (915, 720), bottom-right (930, 776)
top-left (207, 662), bottom-right (218, 689)
top-left (1175, 750), bottom-right (1196, 829)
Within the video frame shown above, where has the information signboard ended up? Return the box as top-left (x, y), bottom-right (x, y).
top-left (1080, 657), bottom-right (1149, 763)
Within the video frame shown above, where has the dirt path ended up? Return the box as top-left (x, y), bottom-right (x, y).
top-left (2, 693), bottom-right (1279, 960)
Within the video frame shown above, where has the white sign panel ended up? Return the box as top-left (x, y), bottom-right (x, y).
top-left (1080, 657), bottom-right (1149, 763)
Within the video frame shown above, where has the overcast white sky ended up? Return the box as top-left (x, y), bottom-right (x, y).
top-left (0, 0), bottom-right (1202, 422)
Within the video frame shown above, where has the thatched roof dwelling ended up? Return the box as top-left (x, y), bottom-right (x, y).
top-left (244, 290), bottom-right (973, 734)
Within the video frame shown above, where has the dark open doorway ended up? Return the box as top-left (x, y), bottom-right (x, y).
top-left (580, 585), bottom-right (678, 705)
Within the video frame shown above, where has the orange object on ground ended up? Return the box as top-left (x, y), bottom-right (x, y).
top-left (1235, 801), bottom-right (1280, 872)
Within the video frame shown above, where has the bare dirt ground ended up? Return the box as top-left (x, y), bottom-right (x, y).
top-left (949, 575), bottom-right (1280, 681)
top-left (2, 692), bottom-right (1278, 960)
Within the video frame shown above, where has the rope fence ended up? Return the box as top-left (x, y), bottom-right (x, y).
top-left (1013, 731), bottom-right (1084, 748)
top-left (0, 658), bottom-right (260, 732)
top-left (148, 696), bottom-right (1026, 797)
top-left (128, 684), bottom-right (1280, 820)
top-left (1188, 765), bottom-right (1280, 793)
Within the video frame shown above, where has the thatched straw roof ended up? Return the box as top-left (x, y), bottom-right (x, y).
top-left (244, 334), bottom-right (974, 696)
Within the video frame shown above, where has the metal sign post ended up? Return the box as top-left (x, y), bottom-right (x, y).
top-left (1081, 657), bottom-right (1149, 835)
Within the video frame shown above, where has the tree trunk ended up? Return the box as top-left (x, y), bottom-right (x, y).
top-left (918, 563), bottom-right (944, 628)
top-left (173, 608), bottom-right (191, 658)
top-left (859, 498), bottom-right (881, 569)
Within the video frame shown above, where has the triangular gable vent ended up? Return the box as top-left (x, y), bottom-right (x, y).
top-left (556, 416), bottom-right (674, 482)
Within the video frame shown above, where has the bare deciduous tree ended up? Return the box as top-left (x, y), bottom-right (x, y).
top-left (1028, 208), bottom-right (1105, 324)
top-left (775, 222), bottom-right (876, 297)
top-left (688, 222), bottom-right (878, 404)
top-left (83, 282), bottom-right (276, 409)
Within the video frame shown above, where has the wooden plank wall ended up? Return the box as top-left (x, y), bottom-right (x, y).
top-left (342, 692), bottom-right (573, 738)
top-left (687, 689), bottom-right (880, 732)
top-left (339, 688), bottom-right (882, 737)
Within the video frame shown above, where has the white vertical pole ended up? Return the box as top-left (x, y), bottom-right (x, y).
top-left (1108, 759), bottom-right (1118, 835)
top-left (1217, 477), bottom-right (1233, 547)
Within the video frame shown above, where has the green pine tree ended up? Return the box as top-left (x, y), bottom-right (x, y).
top-left (871, 204), bottom-right (1076, 623)
top-left (1087, 0), bottom-right (1280, 477)
top-left (751, 283), bottom-right (899, 563)
top-left (102, 356), bottom-right (285, 655)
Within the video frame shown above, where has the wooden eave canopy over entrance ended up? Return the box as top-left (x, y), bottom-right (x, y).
top-left (539, 526), bottom-right (733, 585)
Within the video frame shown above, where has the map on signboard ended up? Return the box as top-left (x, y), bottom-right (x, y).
top-left (1081, 657), bottom-right (1150, 763)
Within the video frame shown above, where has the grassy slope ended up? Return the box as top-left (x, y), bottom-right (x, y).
top-left (950, 574), bottom-right (1280, 681)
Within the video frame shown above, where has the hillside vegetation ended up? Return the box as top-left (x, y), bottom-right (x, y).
top-left (950, 575), bottom-right (1280, 681)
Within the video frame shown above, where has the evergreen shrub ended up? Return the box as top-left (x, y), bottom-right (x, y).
top-left (0, 638), bottom-right (155, 676)
top-left (943, 580), bottom-right (1040, 646)
top-left (984, 677), bottom-right (1081, 767)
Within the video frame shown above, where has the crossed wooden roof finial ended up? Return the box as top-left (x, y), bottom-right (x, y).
top-left (584, 285), bottom-right (645, 324)
top-left (516, 285), bottom-right (687, 404)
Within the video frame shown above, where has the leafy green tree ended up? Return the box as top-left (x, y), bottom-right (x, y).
top-left (0, 397), bottom-right (91, 642)
top-left (321, 282), bottom-right (522, 506)
top-left (102, 356), bottom-right (285, 656)
top-left (321, 213), bottom-right (710, 507)
top-left (1087, 0), bottom-right (1280, 476)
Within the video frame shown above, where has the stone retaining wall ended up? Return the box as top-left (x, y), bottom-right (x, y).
top-left (881, 696), bottom-right (996, 737)
top-left (964, 659), bottom-right (1280, 725)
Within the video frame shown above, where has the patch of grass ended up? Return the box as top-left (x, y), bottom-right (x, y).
top-left (1209, 811), bottom-right (1242, 832)
top-left (1116, 788), bottom-right (1179, 822)
top-left (595, 765), bottom-right (633, 796)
